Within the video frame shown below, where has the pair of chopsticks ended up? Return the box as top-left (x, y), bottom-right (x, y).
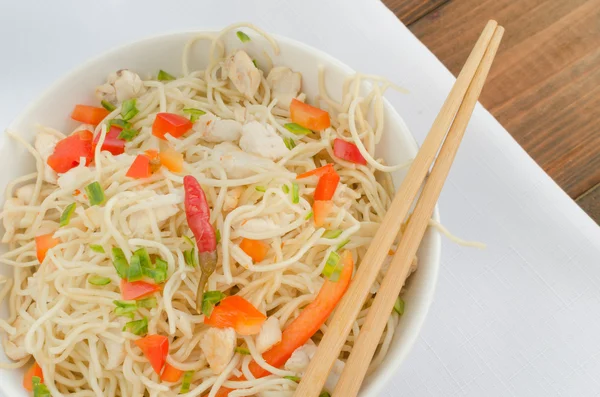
top-left (295, 20), bottom-right (504, 397)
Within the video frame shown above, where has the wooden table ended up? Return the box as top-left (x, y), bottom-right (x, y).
top-left (383, 0), bottom-right (600, 223)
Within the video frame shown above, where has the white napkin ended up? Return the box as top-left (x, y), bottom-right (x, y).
top-left (1, 1), bottom-right (599, 396)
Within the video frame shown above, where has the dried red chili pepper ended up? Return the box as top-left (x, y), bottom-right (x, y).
top-left (183, 175), bottom-right (218, 312)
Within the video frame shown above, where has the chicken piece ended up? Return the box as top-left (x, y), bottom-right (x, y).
top-left (34, 131), bottom-right (59, 183)
top-left (57, 164), bottom-right (94, 192)
top-left (224, 50), bottom-right (261, 99)
top-left (267, 67), bottom-right (302, 108)
top-left (285, 341), bottom-right (345, 393)
top-left (200, 327), bottom-right (236, 374)
top-left (223, 186), bottom-right (244, 212)
top-left (210, 142), bottom-right (276, 179)
top-left (95, 69), bottom-right (146, 105)
top-left (192, 113), bottom-right (243, 143)
top-left (239, 121), bottom-right (288, 161)
top-left (256, 316), bottom-right (282, 353)
top-left (127, 198), bottom-right (179, 238)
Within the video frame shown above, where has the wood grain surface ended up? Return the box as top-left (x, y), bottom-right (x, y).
top-left (383, 0), bottom-right (600, 222)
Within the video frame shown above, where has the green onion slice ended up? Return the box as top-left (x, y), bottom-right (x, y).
top-left (215, 229), bottom-right (221, 244)
top-left (127, 253), bottom-right (143, 282)
top-left (235, 346), bottom-right (250, 355)
top-left (183, 108), bottom-right (206, 123)
top-left (252, 59), bottom-right (258, 68)
top-left (120, 98), bottom-right (138, 121)
top-left (101, 100), bottom-right (116, 112)
top-left (283, 137), bottom-right (296, 150)
top-left (284, 375), bottom-right (301, 382)
top-left (292, 182), bottom-right (300, 204)
top-left (183, 235), bottom-right (195, 247)
top-left (255, 186), bottom-right (266, 192)
top-left (305, 211), bottom-right (314, 220)
top-left (319, 392), bottom-right (331, 397)
top-left (282, 185), bottom-right (290, 194)
top-left (117, 128), bottom-right (139, 141)
top-left (157, 70), bottom-right (176, 81)
top-left (143, 257), bottom-right (168, 284)
top-left (322, 251), bottom-right (343, 282)
top-left (202, 290), bottom-right (226, 317)
top-left (107, 118), bottom-right (132, 130)
top-left (284, 123), bottom-right (311, 135)
top-left (123, 317), bottom-right (148, 336)
top-left (323, 229), bottom-right (342, 239)
top-left (394, 297), bottom-right (405, 316)
top-left (236, 31), bottom-right (251, 43)
top-left (180, 371), bottom-right (194, 393)
top-left (336, 239), bottom-right (350, 251)
top-left (85, 181), bottom-right (105, 206)
top-left (88, 275), bottom-right (111, 286)
top-left (59, 203), bottom-right (76, 227)
top-left (90, 244), bottom-right (105, 253)
top-left (134, 248), bottom-right (151, 269)
top-left (114, 300), bottom-right (137, 317)
top-left (184, 248), bottom-right (197, 267)
top-left (137, 297), bottom-right (158, 309)
top-left (32, 376), bottom-right (50, 397)
top-left (112, 247), bottom-right (129, 279)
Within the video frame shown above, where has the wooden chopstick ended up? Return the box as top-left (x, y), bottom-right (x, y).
top-left (294, 20), bottom-right (503, 397)
top-left (331, 25), bottom-right (505, 397)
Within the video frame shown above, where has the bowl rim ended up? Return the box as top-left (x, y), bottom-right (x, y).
top-left (3, 29), bottom-right (441, 397)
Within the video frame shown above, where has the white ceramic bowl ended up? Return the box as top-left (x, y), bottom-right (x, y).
top-left (0, 31), bottom-right (440, 396)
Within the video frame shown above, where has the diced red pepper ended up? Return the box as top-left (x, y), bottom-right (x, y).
top-left (313, 200), bottom-right (333, 228)
top-left (296, 164), bottom-right (334, 180)
top-left (35, 233), bottom-right (60, 263)
top-left (290, 99), bottom-right (331, 131)
top-left (160, 362), bottom-right (184, 382)
top-left (47, 130), bottom-right (94, 173)
top-left (71, 105), bottom-right (110, 125)
top-left (152, 113), bottom-right (193, 140)
top-left (93, 126), bottom-right (126, 156)
top-left (239, 238), bottom-right (269, 262)
top-left (333, 138), bottom-right (367, 165)
top-left (314, 169), bottom-right (340, 201)
top-left (134, 334), bottom-right (169, 374)
top-left (204, 295), bottom-right (266, 335)
top-left (126, 155), bottom-right (152, 179)
top-left (120, 279), bottom-right (161, 300)
top-left (23, 362), bottom-right (44, 392)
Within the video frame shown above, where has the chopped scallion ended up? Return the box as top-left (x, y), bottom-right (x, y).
top-left (183, 108), bottom-right (206, 123)
top-left (137, 297), bottom-right (158, 309)
top-left (283, 137), bottom-right (296, 150)
top-left (282, 185), bottom-right (290, 194)
top-left (235, 346), bottom-right (250, 355)
top-left (255, 186), bottom-right (266, 192)
top-left (117, 128), bottom-right (139, 141)
top-left (292, 182), bottom-right (299, 204)
top-left (336, 239), bottom-right (350, 251)
top-left (134, 248), bottom-right (151, 269)
top-left (114, 300), bottom-right (137, 317)
top-left (90, 244), bottom-right (105, 253)
top-left (120, 98), bottom-right (138, 121)
top-left (112, 247), bottom-right (129, 279)
top-left (32, 376), bottom-right (50, 397)
top-left (215, 229), bottom-right (221, 244)
top-left (236, 31), bottom-right (251, 43)
top-left (183, 235), bottom-right (195, 247)
top-left (319, 392), bottom-right (331, 397)
top-left (252, 59), bottom-right (258, 68)
top-left (284, 375), bottom-right (301, 382)
top-left (143, 257), bottom-right (168, 284)
top-left (184, 248), bottom-right (197, 267)
top-left (85, 181), bottom-right (105, 206)
top-left (323, 229), bottom-right (342, 239)
top-left (101, 100), bottom-right (116, 112)
top-left (180, 371), bottom-right (194, 393)
top-left (123, 317), bottom-right (148, 336)
top-left (127, 253), bottom-right (143, 282)
top-left (107, 118), bottom-right (132, 130)
top-left (284, 123), bottom-right (311, 135)
top-left (322, 251), bottom-right (342, 281)
top-left (393, 297), bottom-right (405, 316)
top-left (157, 69), bottom-right (176, 81)
top-left (59, 203), bottom-right (76, 227)
top-left (88, 275), bottom-right (111, 286)
top-left (202, 290), bottom-right (226, 317)
top-left (305, 211), bottom-right (314, 220)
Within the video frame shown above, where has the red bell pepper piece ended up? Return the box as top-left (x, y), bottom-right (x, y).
top-left (35, 233), bottom-right (60, 263)
top-left (134, 334), bottom-right (169, 374)
top-left (184, 175), bottom-right (218, 311)
top-left (333, 138), bottom-right (367, 165)
top-left (93, 125), bottom-right (126, 156)
top-left (23, 361), bottom-right (44, 392)
top-left (120, 279), bottom-right (161, 300)
top-left (152, 113), bottom-right (193, 140)
top-left (290, 99), bottom-right (331, 131)
top-left (71, 105), bottom-right (110, 125)
top-left (296, 164), bottom-right (334, 180)
top-left (126, 155), bottom-right (152, 179)
top-left (47, 130), bottom-right (94, 173)
top-left (314, 168), bottom-right (340, 201)
top-left (160, 362), bottom-right (184, 382)
top-left (204, 295), bottom-right (267, 335)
